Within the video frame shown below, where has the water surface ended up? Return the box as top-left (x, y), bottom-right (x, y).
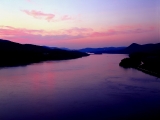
top-left (0, 54), bottom-right (160, 120)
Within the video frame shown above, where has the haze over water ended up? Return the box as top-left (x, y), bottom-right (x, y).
top-left (0, 54), bottom-right (160, 120)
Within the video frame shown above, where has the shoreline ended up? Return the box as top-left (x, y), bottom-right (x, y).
top-left (119, 57), bottom-right (160, 78)
top-left (136, 67), bottom-right (160, 78)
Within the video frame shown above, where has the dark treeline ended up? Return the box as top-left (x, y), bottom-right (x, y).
top-left (0, 39), bottom-right (89, 67)
top-left (119, 43), bottom-right (160, 77)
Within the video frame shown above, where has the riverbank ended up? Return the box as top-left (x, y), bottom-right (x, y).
top-left (136, 67), bottom-right (160, 78)
top-left (119, 43), bottom-right (160, 78)
top-left (119, 53), bottom-right (160, 78)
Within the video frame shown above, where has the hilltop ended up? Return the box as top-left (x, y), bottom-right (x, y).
top-left (0, 39), bottom-right (89, 67)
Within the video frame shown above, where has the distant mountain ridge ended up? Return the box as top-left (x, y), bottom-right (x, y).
top-left (123, 43), bottom-right (160, 54)
top-left (79, 47), bottom-right (126, 54)
top-left (0, 39), bottom-right (89, 67)
top-left (78, 43), bottom-right (160, 54)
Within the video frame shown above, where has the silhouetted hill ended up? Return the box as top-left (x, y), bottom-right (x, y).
top-left (59, 47), bottom-right (71, 51)
top-left (79, 43), bottom-right (160, 54)
top-left (123, 43), bottom-right (160, 54)
top-left (0, 39), bottom-right (89, 67)
top-left (42, 46), bottom-right (71, 51)
top-left (119, 43), bottom-right (160, 77)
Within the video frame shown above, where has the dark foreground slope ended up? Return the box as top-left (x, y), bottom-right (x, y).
top-left (119, 43), bottom-right (160, 77)
top-left (0, 39), bottom-right (89, 67)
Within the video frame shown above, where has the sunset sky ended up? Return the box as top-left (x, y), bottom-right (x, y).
top-left (0, 0), bottom-right (159, 48)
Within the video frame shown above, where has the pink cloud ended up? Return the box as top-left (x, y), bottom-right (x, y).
top-left (62, 27), bottom-right (93, 35)
top-left (0, 25), bottom-right (157, 47)
top-left (110, 24), bottom-right (157, 32)
top-left (0, 26), bottom-right (155, 38)
top-left (114, 25), bottom-right (137, 30)
top-left (0, 26), bottom-right (45, 36)
top-left (61, 15), bottom-right (72, 21)
top-left (0, 26), bottom-right (86, 44)
top-left (90, 29), bottom-right (116, 37)
top-left (89, 27), bottom-right (155, 38)
top-left (22, 10), bottom-right (74, 22)
top-left (22, 10), bottom-right (55, 22)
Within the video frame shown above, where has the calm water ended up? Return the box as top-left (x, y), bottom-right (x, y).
top-left (0, 54), bottom-right (160, 120)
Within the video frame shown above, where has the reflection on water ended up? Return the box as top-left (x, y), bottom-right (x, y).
top-left (0, 54), bottom-right (160, 120)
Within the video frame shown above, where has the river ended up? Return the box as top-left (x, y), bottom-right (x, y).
top-left (0, 54), bottom-right (160, 120)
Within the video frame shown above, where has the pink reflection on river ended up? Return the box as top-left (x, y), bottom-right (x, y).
top-left (0, 54), bottom-right (159, 120)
